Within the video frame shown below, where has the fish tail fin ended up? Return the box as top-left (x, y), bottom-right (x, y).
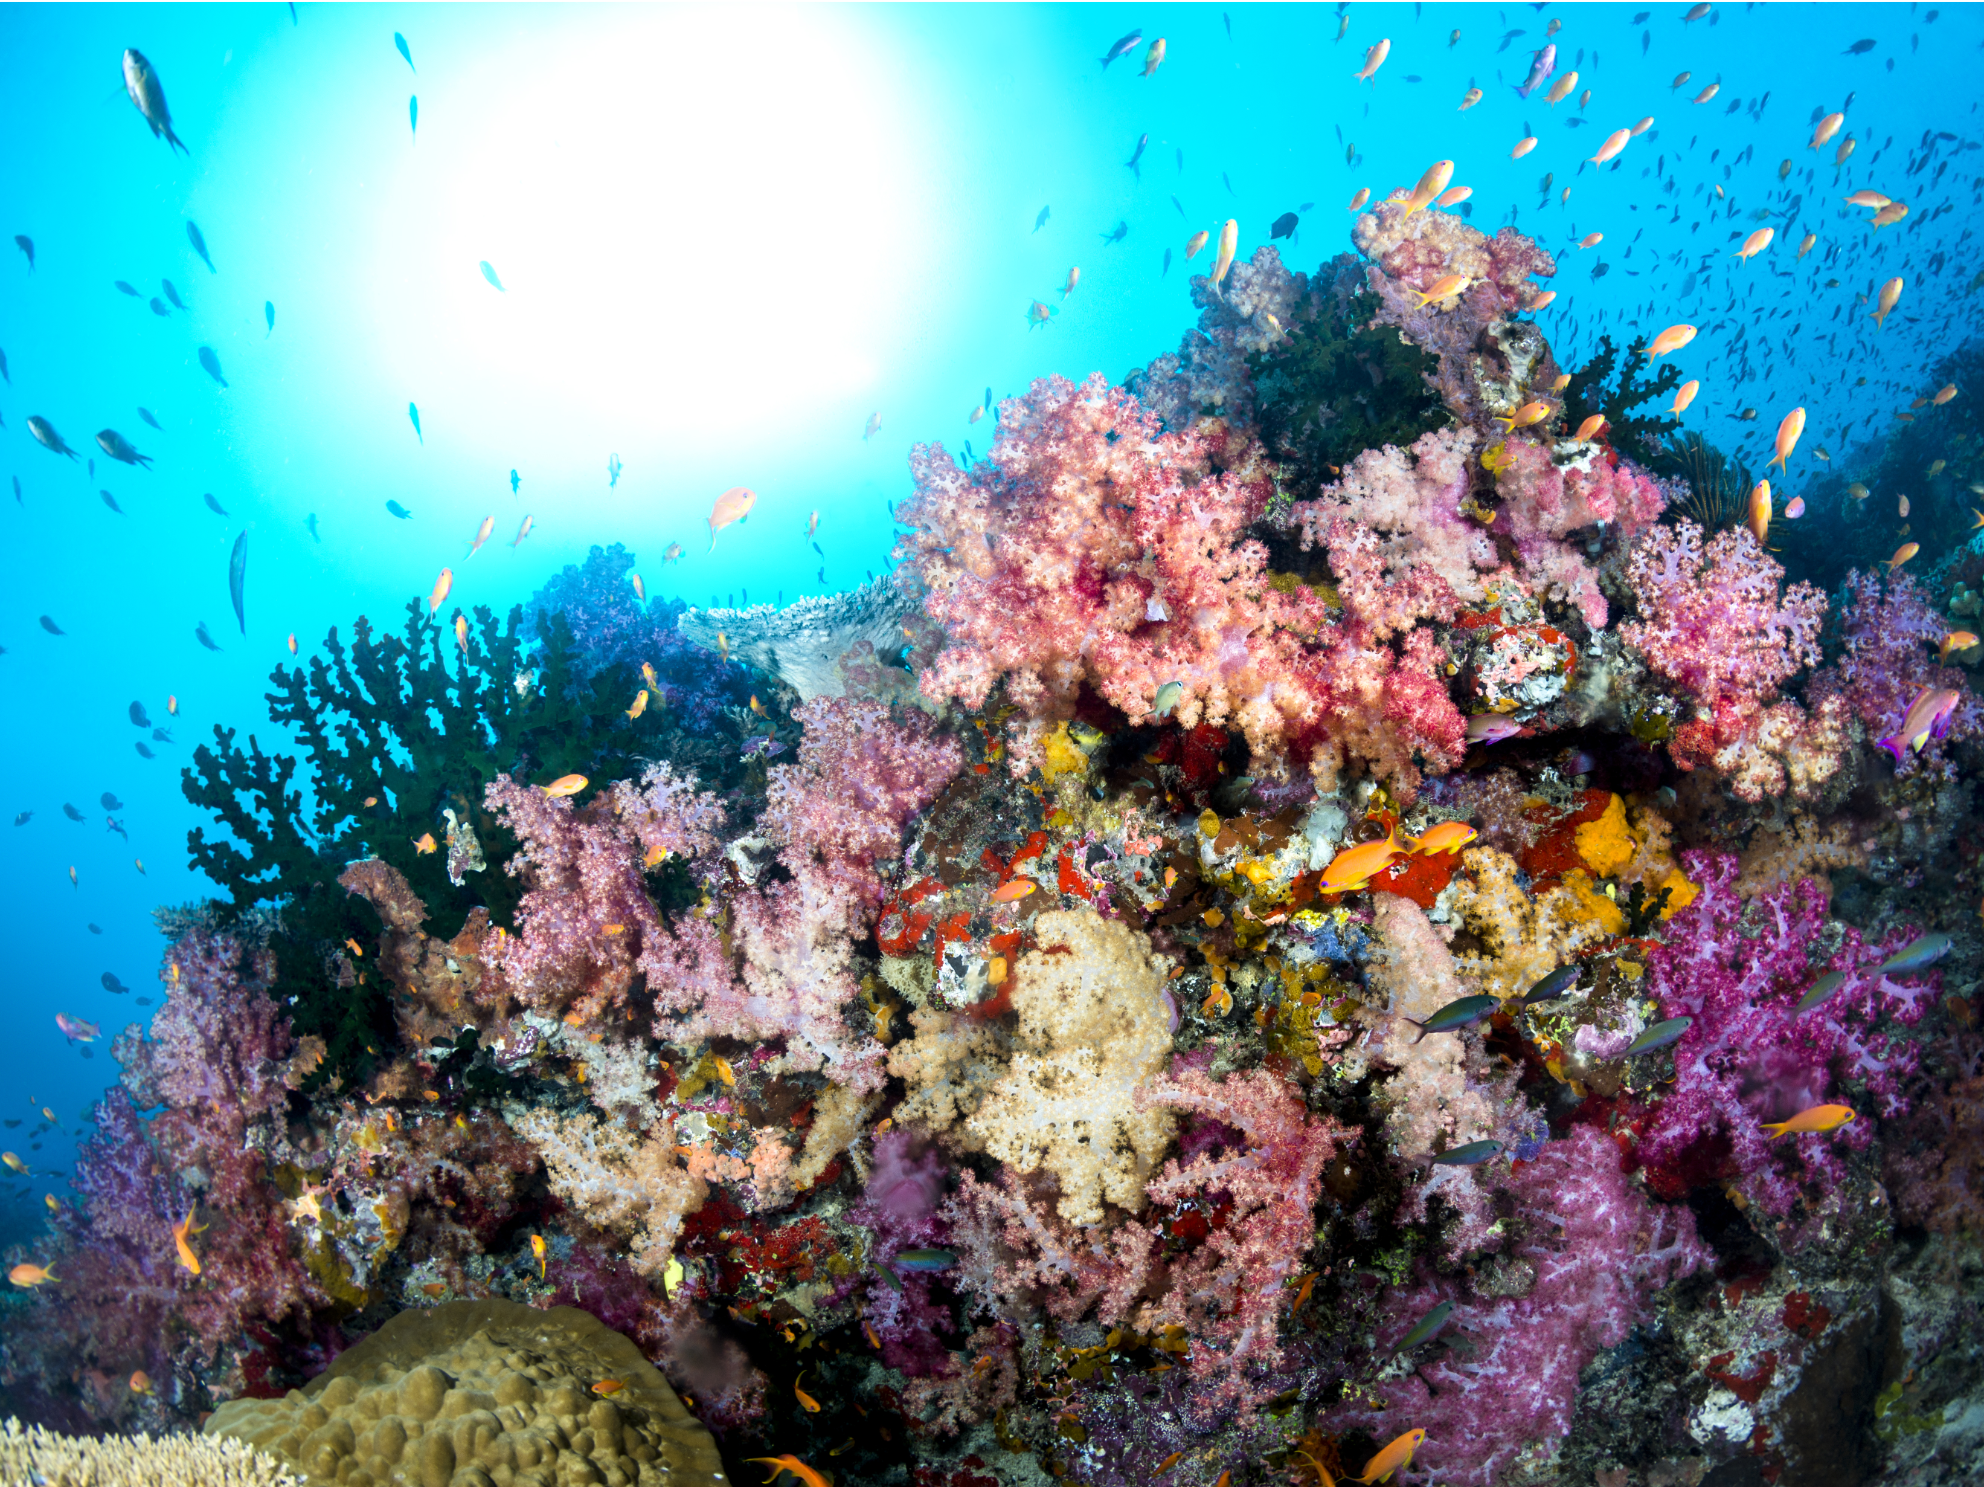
top-left (167, 126), bottom-right (189, 156)
top-left (1875, 729), bottom-right (1908, 761)
top-left (1761, 1120), bottom-right (1787, 1139)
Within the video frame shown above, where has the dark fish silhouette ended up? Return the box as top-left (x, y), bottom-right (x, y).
top-left (265, 300), bottom-right (274, 335)
top-left (100, 490), bottom-right (124, 514)
top-left (149, 297), bottom-right (170, 316)
top-left (1162, 246), bottom-right (1172, 276)
top-left (1271, 211), bottom-right (1299, 239)
top-left (1034, 205), bottom-right (1050, 232)
top-left (138, 407), bottom-right (162, 430)
top-left (1843, 38), bottom-right (1876, 54)
top-left (1126, 132), bottom-right (1148, 178)
top-left (122, 49), bottom-right (188, 153)
top-left (409, 402), bottom-right (422, 442)
top-left (102, 973), bottom-right (128, 994)
top-left (1099, 29), bottom-right (1142, 68)
top-left (28, 417), bottom-right (77, 459)
top-left (195, 620), bottom-right (221, 651)
top-left (229, 531), bottom-right (248, 635)
top-left (100, 793), bottom-right (124, 811)
top-left (0, 346), bottom-right (8, 382)
top-left (198, 346), bottom-right (227, 386)
top-left (129, 701), bottom-right (150, 728)
top-left (509, 469), bottom-right (520, 494)
top-left (204, 492), bottom-right (228, 516)
top-left (1222, 171), bottom-right (1235, 195)
top-left (410, 94), bottom-right (418, 136)
top-left (62, 803), bottom-right (85, 822)
top-left (151, 727), bottom-right (172, 743)
top-left (39, 616), bottom-right (64, 635)
top-left (9, 477), bottom-right (17, 504)
top-left (163, 279), bottom-right (186, 309)
top-left (395, 31), bottom-right (415, 70)
top-left (306, 512), bottom-right (320, 540)
top-left (115, 280), bottom-right (140, 296)
top-left (96, 429), bottom-right (152, 468)
top-left (386, 500), bottom-right (412, 519)
top-left (107, 817), bottom-right (127, 841)
top-left (136, 741), bottom-right (156, 759)
top-left (1100, 220), bottom-right (1129, 245)
top-left (13, 235), bottom-right (31, 270)
top-left (12, 812), bottom-right (29, 826)
top-left (480, 260), bottom-right (504, 291)
top-left (187, 220), bottom-right (215, 273)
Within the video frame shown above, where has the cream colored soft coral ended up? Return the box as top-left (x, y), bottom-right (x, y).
top-left (965, 908), bottom-right (1176, 1226)
top-left (1444, 845), bottom-right (1623, 1000)
top-left (513, 1108), bottom-right (706, 1277)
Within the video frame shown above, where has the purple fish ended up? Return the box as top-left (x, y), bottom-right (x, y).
top-left (1467, 714), bottom-right (1525, 745)
top-left (1877, 685), bottom-right (1960, 761)
top-left (1516, 42), bottom-right (1557, 98)
top-left (1099, 28), bottom-right (1143, 69)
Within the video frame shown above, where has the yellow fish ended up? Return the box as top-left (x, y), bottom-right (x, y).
top-left (1732, 227), bottom-right (1774, 262)
top-left (8, 1262), bottom-right (55, 1288)
top-left (1497, 400), bottom-right (1552, 431)
top-left (708, 486), bottom-right (758, 551)
top-left (172, 1207), bottom-right (205, 1276)
top-left (411, 831), bottom-right (437, 855)
top-left (1762, 1104), bottom-right (1855, 1138)
top-left (1211, 219), bottom-right (1239, 290)
top-left (466, 514), bottom-right (495, 560)
top-left (1346, 187), bottom-right (1371, 211)
top-left (1871, 276), bottom-right (1904, 328)
top-left (631, 572), bottom-right (646, 602)
top-left (1414, 273), bottom-right (1469, 308)
top-left (1185, 229), bottom-right (1209, 259)
top-left (167, 693), bottom-right (178, 715)
top-left (129, 1370), bottom-right (151, 1394)
top-left (1348, 1429), bottom-right (1427, 1484)
top-left (286, 632), bottom-right (298, 655)
top-left (1768, 407), bottom-right (1805, 470)
top-left (1747, 480), bottom-right (1772, 544)
top-left (428, 567), bottom-right (453, 614)
top-left (627, 689), bottom-right (649, 721)
top-left (1408, 820), bottom-right (1477, 856)
top-left (1887, 542), bottom-right (1920, 573)
top-left (455, 613), bottom-right (469, 652)
top-left (1939, 632), bottom-right (1978, 660)
top-left (1319, 826), bottom-right (1404, 894)
top-left (1142, 37), bottom-right (1165, 77)
top-left (530, 1232), bottom-right (546, 1277)
top-left (1403, 159), bottom-right (1453, 215)
top-left (1, 1153), bottom-right (26, 1175)
top-left (543, 774), bottom-right (589, 798)
top-left (1458, 87), bottom-right (1483, 111)
top-left (642, 661), bottom-right (661, 692)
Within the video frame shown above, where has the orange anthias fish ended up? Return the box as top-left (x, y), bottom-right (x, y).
top-left (1346, 187), bottom-right (1372, 211)
top-left (1870, 201), bottom-right (1909, 229)
top-left (172, 1207), bottom-right (205, 1276)
top-left (1348, 1428), bottom-right (1428, 1484)
top-left (1498, 400), bottom-right (1552, 431)
top-left (287, 632), bottom-right (298, 655)
top-left (1879, 684), bottom-right (1959, 759)
top-left (1762, 1104), bottom-right (1856, 1138)
top-left (1746, 480), bottom-right (1773, 544)
top-left (1871, 276), bottom-right (1904, 328)
top-left (1528, 290), bottom-right (1557, 310)
top-left (1646, 323), bottom-right (1696, 359)
top-left (794, 1377), bottom-right (822, 1413)
top-left (7, 1262), bottom-right (55, 1288)
top-left (1544, 70), bottom-right (1578, 106)
top-left (1404, 159), bottom-right (1454, 215)
top-left (1589, 128), bottom-right (1631, 165)
top-left (1408, 820), bottom-right (1477, 856)
top-left (1939, 632), bottom-right (1979, 661)
top-left (129, 1370), bottom-right (152, 1394)
top-left (1842, 189), bottom-right (1892, 210)
top-left (1769, 407), bottom-right (1805, 470)
top-left (1887, 541), bottom-right (1920, 574)
top-left (1671, 379), bottom-right (1700, 415)
top-left (631, 572), bottom-right (646, 602)
top-left (411, 831), bottom-right (437, 855)
top-left (510, 514), bottom-right (534, 548)
top-left (627, 689), bottom-right (649, 721)
top-left (1578, 232), bottom-right (1604, 249)
top-left (454, 613), bottom-right (469, 652)
top-left (1933, 384), bottom-right (1958, 406)
top-left (1732, 227), bottom-right (1774, 261)
top-left (1211, 219), bottom-right (1239, 290)
top-left (530, 1233), bottom-right (547, 1278)
top-left (1185, 229), bottom-right (1210, 259)
top-left (543, 774), bottom-right (589, 798)
top-left (591, 1378), bottom-right (624, 1396)
top-left (466, 514), bottom-right (495, 559)
top-left (427, 567), bottom-right (453, 614)
top-left (991, 877), bottom-right (1039, 903)
top-left (708, 486), bottom-right (758, 551)
top-left (1353, 37), bottom-right (1390, 81)
top-left (1436, 185), bottom-right (1472, 208)
top-left (1320, 826), bottom-right (1405, 893)
top-left (1573, 414), bottom-right (1607, 442)
top-left (1693, 81), bottom-right (1720, 104)
top-left (1809, 111), bottom-right (1844, 148)
top-left (747, 1456), bottom-right (832, 1487)
top-left (662, 540), bottom-right (682, 563)
top-left (1414, 273), bottom-right (1469, 308)
top-left (1510, 135), bottom-right (1539, 159)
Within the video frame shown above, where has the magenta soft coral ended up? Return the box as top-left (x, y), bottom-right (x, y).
top-left (1808, 568), bottom-right (1981, 777)
top-left (1639, 849), bottom-right (1939, 1217)
top-left (898, 373), bottom-right (1465, 794)
top-left (1329, 1125), bottom-right (1708, 1487)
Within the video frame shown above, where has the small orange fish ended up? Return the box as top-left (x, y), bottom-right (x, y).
top-left (1631, 114), bottom-right (1655, 135)
top-left (1573, 413), bottom-right (1607, 442)
top-left (1843, 189), bottom-right (1892, 210)
top-left (172, 1207), bottom-right (205, 1276)
top-left (1346, 187), bottom-right (1372, 211)
top-left (1746, 480), bottom-right (1772, 544)
top-left (411, 831), bottom-right (437, 855)
top-left (1414, 273), bottom-right (1469, 308)
top-left (991, 877), bottom-right (1039, 903)
top-left (709, 486), bottom-right (758, 551)
top-left (422, 1281), bottom-right (448, 1297)
top-left (1769, 407), bottom-right (1805, 470)
top-left (1185, 229), bottom-right (1210, 259)
top-left (1155, 1452), bottom-right (1183, 1475)
top-left (454, 613), bottom-right (469, 652)
top-left (1940, 632), bottom-right (1978, 660)
top-left (747, 1457), bottom-right (831, 1487)
top-left (1292, 1271), bottom-right (1316, 1308)
top-left (0, 1153), bottom-right (25, 1175)
top-left (530, 1233), bottom-right (546, 1278)
top-left (1348, 1428), bottom-right (1427, 1484)
top-left (1211, 219), bottom-right (1239, 290)
top-left (129, 1370), bottom-right (152, 1393)
top-left (1544, 70), bottom-right (1578, 106)
top-left (1408, 820), bottom-right (1478, 856)
top-left (1578, 232), bottom-right (1603, 250)
top-left (1403, 159), bottom-right (1454, 215)
top-left (1589, 128), bottom-right (1630, 165)
top-left (1871, 276), bottom-right (1904, 328)
top-left (1352, 37), bottom-right (1390, 81)
top-left (627, 689), bottom-right (649, 722)
top-left (1762, 1104), bottom-right (1855, 1138)
top-left (631, 572), bottom-right (646, 602)
top-left (543, 774), bottom-right (588, 798)
top-left (1498, 400), bottom-right (1551, 431)
top-left (795, 1377), bottom-right (821, 1413)
top-left (591, 1379), bottom-right (625, 1396)
top-left (466, 514), bottom-right (495, 559)
top-left (1887, 542), bottom-right (1920, 573)
top-left (1671, 379), bottom-right (1700, 415)
top-left (864, 1319), bottom-right (882, 1349)
top-left (344, 938), bottom-right (364, 958)
top-left (1213, 1474), bottom-right (1232, 1487)
top-left (1528, 289), bottom-right (1557, 310)
top-left (1646, 323), bottom-right (1696, 359)
top-left (286, 632), bottom-right (298, 655)
top-left (643, 843), bottom-right (669, 868)
top-left (1932, 384), bottom-right (1958, 406)
top-left (8, 1262), bottom-right (55, 1288)
top-left (427, 567), bottom-right (453, 614)
top-left (1436, 185), bottom-right (1471, 207)
top-left (1510, 135), bottom-right (1538, 159)
top-left (1870, 201), bottom-right (1909, 229)
top-left (1320, 826), bottom-right (1405, 894)
top-left (1809, 112), bottom-right (1844, 148)
top-left (1732, 227), bottom-right (1773, 261)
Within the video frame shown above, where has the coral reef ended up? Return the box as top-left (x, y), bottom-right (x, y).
top-left (0, 1416), bottom-right (304, 1485)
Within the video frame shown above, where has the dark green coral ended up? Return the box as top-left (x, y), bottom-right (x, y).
top-left (1249, 285), bottom-right (1446, 499)
top-left (1561, 333), bottom-right (1683, 469)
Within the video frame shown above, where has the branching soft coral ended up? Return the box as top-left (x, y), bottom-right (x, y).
top-left (1489, 436), bottom-right (1672, 628)
top-left (1135, 1067), bottom-right (1351, 1420)
top-left (515, 1108), bottom-right (706, 1279)
top-left (896, 372), bottom-right (1465, 793)
top-left (1444, 846), bottom-right (1624, 999)
top-left (1331, 1126), bottom-right (1707, 1487)
top-left (1639, 849), bottom-right (1939, 1217)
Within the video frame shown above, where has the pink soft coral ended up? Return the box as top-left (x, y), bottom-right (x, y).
top-left (1492, 437), bottom-right (1672, 628)
top-left (1329, 1126), bottom-right (1707, 1487)
top-left (1808, 569), bottom-right (1981, 778)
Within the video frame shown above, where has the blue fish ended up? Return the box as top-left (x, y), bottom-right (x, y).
top-left (1620, 1017), bottom-right (1691, 1058)
top-left (195, 621), bottom-right (221, 651)
top-left (306, 512), bottom-right (321, 541)
top-left (1405, 994), bottom-right (1498, 1041)
top-left (99, 490), bottom-right (123, 514)
top-left (410, 94), bottom-right (418, 136)
top-left (509, 469), bottom-right (520, 495)
top-left (1879, 933), bottom-right (1952, 975)
top-left (265, 300), bottom-right (275, 336)
top-left (13, 235), bottom-right (31, 270)
top-left (1099, 29), bottom-right (1141, 69)
top-left (138, 407), bottom-right (162, 431)
top-left (395, 31), bottom-right (415, 70)
top-left (1795, 971), bottom-right (1846, 1015)
top-left (1033, 205), bottom-right (1050, 232)
top-left (386, 500), bottom-right (412, 519)
top-left (163, 279), bottom-right (186, 310)
top-left (187, 220), bottom-right (215, 274)
top-left (38, 616), bottom-right (62, 636)
top-left (1522, 964), bottom-right (1580, 1005)
top-left (100, 793), bottom-right (123, 811)
top-left (1392, 1300), bottom-right (1455, 1355)
top-left (198, 346), bottom-right (228, 387)
top-left (890, 1249), bottom-right (957, 1272)
top-left (480, 260), bottom-right (505, 291)
top-left (409, 402), bottom-right (423, 443)
top-left (229, 531), bottom-right (247, 634)
top-left (135, 741), bottom-right (155, 759)
top-left (1430, 1140), bottom-right (1503, 1167)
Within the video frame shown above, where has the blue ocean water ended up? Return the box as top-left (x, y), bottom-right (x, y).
top-left (0, 0), bottom-right (1976, 1277)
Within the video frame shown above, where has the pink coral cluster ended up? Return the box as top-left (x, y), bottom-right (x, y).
top-left (1621, 519), bottom-right (1829, 774)
top-left (1639, 849), bottom-right (1940, 1216)
top-left (898, 373), bottom-right (1464, 793)
top-left (1330, 1126), bottom-right (1708, 1487)
top-left (1490, 435), bottom-right (1672, 627)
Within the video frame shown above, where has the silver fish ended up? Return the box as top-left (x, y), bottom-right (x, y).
top-left (123, 49), bottom-right (187, 154)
